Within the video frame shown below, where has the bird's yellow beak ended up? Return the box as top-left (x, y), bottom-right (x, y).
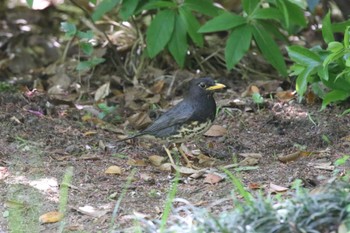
top-left (206, 83), bottom-right (226, 91)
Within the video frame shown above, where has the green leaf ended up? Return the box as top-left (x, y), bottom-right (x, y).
top-left (168, 14), bottom-right (188, 67)
top-left (179, 6), bottom-right (203, 47)
top-left (242, 0), bottom-right (260, 15)
top-left (317, 65), bottom-right (329, 81)
top-left (120, 0), bottom-right (139, 20)
top-left (77, 57), bottom-right (105, 71)
top-left (183, 0), bottom-right (221, 17)
top-left (140, 1), bottom-right (177, 11)
top-left (225, 24), bottom-right (252, 70)
top-left (322, 12), bottom-right (334, 43)
top-left (321, 90), bottom-right (350, 110)
top-left (344, 26), bottom-right (350, 48)
top-left (146, 9), bottom-right (176, 58)
top-left (332, 20), bottom-right (350, 33)
top-left (252, 8), bottom-right (283, 21)
top-left (198, 12), bottom-right (246, 33)
top-left (284, 0), bottom-right (307, 27)
top-left (286, 45), bottom-right (322, 66)
top-left (92, 0), bottom-right (121, 22)
top-left (296, 65), bottom-right (316, 100)
top-left (77, 30), bottom-right (94, 40)
top-left (276, 0), bottom-right (289, 30)
top-left (80, 42), bottom-right (93, 55)
top-left (26, 0), bottom-right (33, 7)
top-left (327, 41), bottom-right (344, 53)
top-left (61, 22), bottom-right (77, 37)
top-left (252, 25), bottom-right (287, 76)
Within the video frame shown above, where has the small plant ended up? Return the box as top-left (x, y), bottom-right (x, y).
top-left (61, 22), bottom-right (105, 71)
top-left (287, 12), bottom-right (350, 109)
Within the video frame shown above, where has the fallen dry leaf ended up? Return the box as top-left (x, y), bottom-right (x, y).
top-left (39, 211), bottom-right (64, 224)
top-left (239, 157), bottom-right (259, 166)
top-left (151, 80), bottom-right (165, 94)
top-left (248, 183), bottom-right (262, 190)
top-left (241, 85), bottom-right (260, 97)
top-left (204, 173), bottom-right (224, 184)
top-left (127, 112), bottom-right (152, 130)
top-left (77, 205), bottom-right (109, 218)
top-left (275, 90), bottom-right (295, 102)
top-left (158, 163), bottom-right (172, 171)
top-left (269, 183), bottom-right (288, 193)
top-left (127, 159), bottom-right (147, 166)
top-left (239, 153), bottom-right (263, 159)
top-left (105, 165), bottom-right (122, 175)
top-left (204, 125), bottom-right (227, 137)
top-left (149, 155), bottom-right (166, 166)
top-left (171, 165), bottom-right (198, 175)
top-left (94, 82), bottom-right (110, 101)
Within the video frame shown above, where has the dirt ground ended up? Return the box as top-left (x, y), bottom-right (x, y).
top-left (1, 80), bottom-right (350, 232)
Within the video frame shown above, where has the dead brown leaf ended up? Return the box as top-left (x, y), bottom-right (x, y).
top-left (269, 183), bottom-right (288, 193)
top-left (105, 165), bottom-right (122, 175)
top-left (275, 91), bottom-right (295, 102)
top-left (127, 159), bottom-right (147, 166)
top-left (241, 85), bottom-right (260, 97)
top-left (151, 80), bottom-right (165, 94)
top-left (39, 211), bottom-right (64, 224)
top-left (94, 82), bottom-right (110, 101)
top-left (127, 112), bottom-right (152, 130)
top-left (204, 125), bottom-right (227, 137)
top-left (204, 173), bottom-right (224, 184)
top-left (149, 155), bottom-right (166, 166)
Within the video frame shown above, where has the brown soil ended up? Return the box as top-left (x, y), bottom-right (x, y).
top-left (0, 83), bottom-right (349, 232)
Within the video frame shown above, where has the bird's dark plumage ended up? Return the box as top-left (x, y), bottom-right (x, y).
top-left (118, 77), bottom-right (225, 143)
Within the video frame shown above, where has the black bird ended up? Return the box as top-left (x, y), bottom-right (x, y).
top-left (118, 77), bottom-right (226, 144)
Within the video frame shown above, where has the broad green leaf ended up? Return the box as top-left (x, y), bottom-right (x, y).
top-left (198, 12), bottom-right (246, 33)
top-left (168, 14), bottom-right (188, 67)
top-left (120, 0), bottom-right (139, 20)
top-left (146, 9), bottom-right (176, 58)
top-left (296, 65), bottom-right (316, 100)
top-left (77, 30), bottom-right (94, 40)
top-left (322, 12), bottom-right (334, 43)
top-left (61, 22), bottom-right (77, 37)
top-left (259, 20), bottom-right (288, 42)
top-left (286, 45), bottom-right (321, 66)
top-left (284, 0), bottom-right (307, 27)
top-left (317, 65), bottom-right (329, 81)
top-left (321, 89), bottom-right (350, 110)
top-left (225, 24), bottom-right (252, 70)
top-left (179, 6), bottom-right (203, 47)
top-left (77, 57), bottom-right (105, 71)
top-left (90, 0), bottom-right (97, 4)
top-left (323, 49), bottom-right (345, 67)
top-left (276, 0), bottom-right (289, 30)
top-left (332, 20), bottom-right (350, 33)
top-left (252, 8), bottom-right (283, 21)
top-left (80, 42), bottom-right (93, 55)
top-left (139, 1), bottom-right (177, 11)
top-left (183, 0), bottom-right (221, 17)
top-left (92, 0), bottom-right (121, 21)
top-left (327, 41), bottom-right (343, 53)
top-left (26, 0), bottom-right (33, 7)
top-left (242, 0), bottom-right (260, 15)
top-left (289, 63), bottom-right (305, 76)
top-left (344, 26), bottom-right (350, 48)
top-left (252, 25), bottom-right (287, 76)
top-left (323, 72), bottom-right (350, 91)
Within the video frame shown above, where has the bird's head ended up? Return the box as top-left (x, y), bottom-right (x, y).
top-left (188, 77), bottom-right (226, 98)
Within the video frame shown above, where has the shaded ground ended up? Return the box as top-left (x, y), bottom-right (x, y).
top-left (0, 81), bottom-right (349, 232)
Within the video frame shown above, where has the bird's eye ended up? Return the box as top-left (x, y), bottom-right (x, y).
top-left (199, 82), bottom-right (206, 88)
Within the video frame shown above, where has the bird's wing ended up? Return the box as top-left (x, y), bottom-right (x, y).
top-left (141, 101), bottom-right (195, 135)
